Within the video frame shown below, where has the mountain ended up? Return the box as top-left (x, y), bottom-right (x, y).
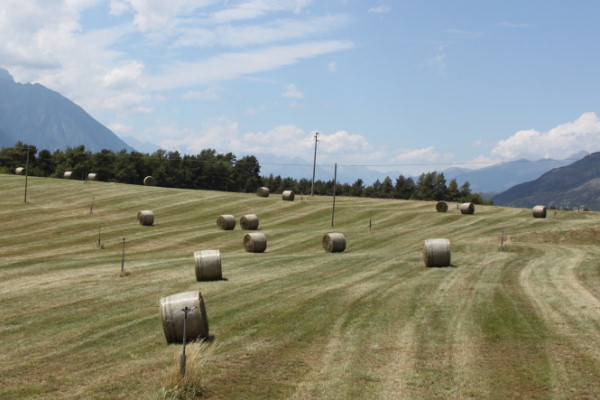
top-left (493, 152), bottom-right (600, 210)
top-left (0, 68), bottom-right (134, 153)
top-left (121, 135), bottom-right (163, 154)
top-left (442, 156), bottom-right (583, 193)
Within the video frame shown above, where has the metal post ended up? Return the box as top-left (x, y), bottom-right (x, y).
top-left (369, 211), bottom-right (372, 231)
top-left (89, 196), bottom-right (95, 214)
top-left (97, 225), bottom-right (102, 248)
top-left (331, 163), bottom-right (337, 227)
top-left (121, 238), bottom-right (126, 273)
top-left (310, 132), bottom-right (319, 197)
top-left (24, 147), bottom-right (30, 203)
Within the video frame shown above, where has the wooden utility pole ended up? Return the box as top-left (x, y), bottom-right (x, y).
top-left (331, 163), bottom-right (337, 227)
top-left (24, 147), bottom-right (30, 203)
top-left (311, 132), bottom-right (319, 197)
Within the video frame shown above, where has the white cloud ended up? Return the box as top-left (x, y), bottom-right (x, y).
top-left (108, 122), bottom-right (133, 134)
top-left (368, 6), bottom-right (391, 14)
top-left (423, 45), bottom-right (447, 75)
top-left (181, 85), bottom-right (221, 100)
top-left (159, 117), bottom-right (240, 153)
top-left (491, 112), bottom-right (600, 160)
top-left (327, 61), bottom-right (337, 72)
top-left (245, 105), bottom-right (268, 116)
top-left (282, 83), bottom-right (303, 98)
top-left (210, 0), bottom-right (312, 23)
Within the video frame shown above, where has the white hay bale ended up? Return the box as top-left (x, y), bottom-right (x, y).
top-left (160, 291), bottom-right (209, 344)
top-left (323, 233), bottom-right (346, 253)
top-left (423, 238), bottom-right (451, 267)
top-left (194, 250), bottom-right (222, 281)
top-left (282, 190), bottom-right (295, 201)
top-left (532, 205), bottom-right (547, 218)
top-left (87, 173), bottom-right (97, 181)
top-left (244, 232), bottom-right (267, 253)
top-left (257, 187), bottom-right (270, 197)
top-left (240, 214), bottom-right (259, 230)
top-left (143, 176), bottom-right (156, 186)
top-left (216, 214), bottom-right (236, 230)
top-left (436, 201), bottom-right (448, 213)
top-left (15, 167), bottom-right (25, 175)
top-left (63, 171), bottom-right (73, 179)
top-left (137, 210), bottom-right (154, 226)
top-left (460, 202), bottom-right (475, 215)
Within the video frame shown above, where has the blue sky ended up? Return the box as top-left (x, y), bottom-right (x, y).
top-left (1, 0), bottom-right (600, 175)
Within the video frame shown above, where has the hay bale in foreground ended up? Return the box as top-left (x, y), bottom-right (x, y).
top-left (240, 214), bottom-right (259, 230)
top-left (282, 190), bottom-right (295, 201)
top-left (460, 202), bottom-right (475, 215)
top-left (436, 201), bottom-right (448, 213)
top-left (244, 232), bottom-right (267, 253)
top-left (194, 250), bottom-right (222, 281)
top-left (137, 210), bottom-right (154, 226)
top-left (532, 205), bottom-right (547, 218)
top-left (257, 187), bottom-right (270, 197)
top-left (87, 173), bottom-right (97, 181)
top-left (160, 291), bottom-right (209, 344)
top-left (143, 176), bottom-right (156, 186)
top-left (423, 238), bottom-right (451, 267)
top-left (15, 167), bottom-right (24, 175)
top-left (216, 214), bottom-right (236, 230)
top-left (63, 171), bottom-right (73, 179)
top-left (323, 233), bottom-right (346, 253)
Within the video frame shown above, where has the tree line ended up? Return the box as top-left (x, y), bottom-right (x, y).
top-left (0, 142), bottom-right (489, 204)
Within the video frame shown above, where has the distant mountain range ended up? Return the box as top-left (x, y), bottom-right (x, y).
top-left (0, 68), bottom-right (133, 153)
top-left (493, 152), bottom-right (600, 210)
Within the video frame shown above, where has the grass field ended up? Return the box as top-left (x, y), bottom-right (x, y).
top-left (1, 174), bottom-right (600, 399)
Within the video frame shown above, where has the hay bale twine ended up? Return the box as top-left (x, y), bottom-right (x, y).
top-left (216, 214), bottom-right (236, 230)
top-left (257, 187), bottom-right (270, 197)
top-left (282, 190), bottom-right (295, 201)
top-left (460, 202), bottom-right (475, 215)
top-left (240, 214), bottom-right (259, 230)
top-left (137, 210), bottom-right (154, 226)
top-left (194, 250), bottom-right (222, 281)
top-left (244, 232), bottom-right (267, 253)
top-left (159, 291), bottom-right (209, 344)
top-left (63, 171), bottom-right (73, 179)
top-left (423, 238), bottom-right (451, 267)
top-left (436, 201), bottom-right (448, 213)
top-left (87, 173), bottom-right (97, 181)
top-left (143, 176), bottom-right (156, 186)
top-left (322, 233), bottom-right (346, 253)
top-left (532, 205), bottom-right (547, 218)
top-left (15, 167), bottom-right (25, 175)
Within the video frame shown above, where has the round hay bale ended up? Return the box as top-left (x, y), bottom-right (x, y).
top-left (423, 238), bottom-right (451, 268)
top-left (137, 210), bottom-right (154, 226)
top-left (194, 250), bottom-right (222, 281)
top-left (63, 171), bottom-right (73, 179)
top-left (87, 173), bottom-right (97, 181)
top-left (460, 202), bottom-right (475, 215)
top-left (532, 205), bottom-right (547, 218)
top-left (216, 214), bottom-right (236, 230)
top-left (282, 190), bottom-right (295, 201)
top-left (240, 214), bottom-right (259, 230)
top-left (257, 187), bottom-right (270, 197)
top-left (143, 176), bottom-right (156, 186)
top-left (15, 167), bottom-right (25, 175)
top-left (322, 233), bottom-right (346, 253)
top-left (243, 232), bottom-right (267, 253)
top-left (436, 201), bottom-right (448, 213)
top-left (159, 290), bottom-right (209, 344)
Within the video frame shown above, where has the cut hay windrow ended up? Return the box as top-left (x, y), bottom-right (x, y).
top-left (533, 205), bottom-right (547, 218)
top-left (159, 291), bottom-right (209, 344)
top-left (436, 201), bottom-right (448, 213)
top-left (243, 232), bottom-right (267, 253)
top-left (240, 214), bottom-right (259, 230)
top-left (194, 250), bottom-right (222, 281)
top-left (257, 187), bottom-right (270, 197)
top-left (216, 214), bottom-right (236, 230)
top-left (460, 202), bottom-right (475, 215)
top-left (282, 190), bottom-right (295, 201)
top-left (137, 210), bottom-right (154, 226)
top-left (322, 232), bottom-right (346, 252)
top-left (423, 238), bottom-right (451, 267)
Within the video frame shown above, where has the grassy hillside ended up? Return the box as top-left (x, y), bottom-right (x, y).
top-left (1, 174), bottom-right (600, 399)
